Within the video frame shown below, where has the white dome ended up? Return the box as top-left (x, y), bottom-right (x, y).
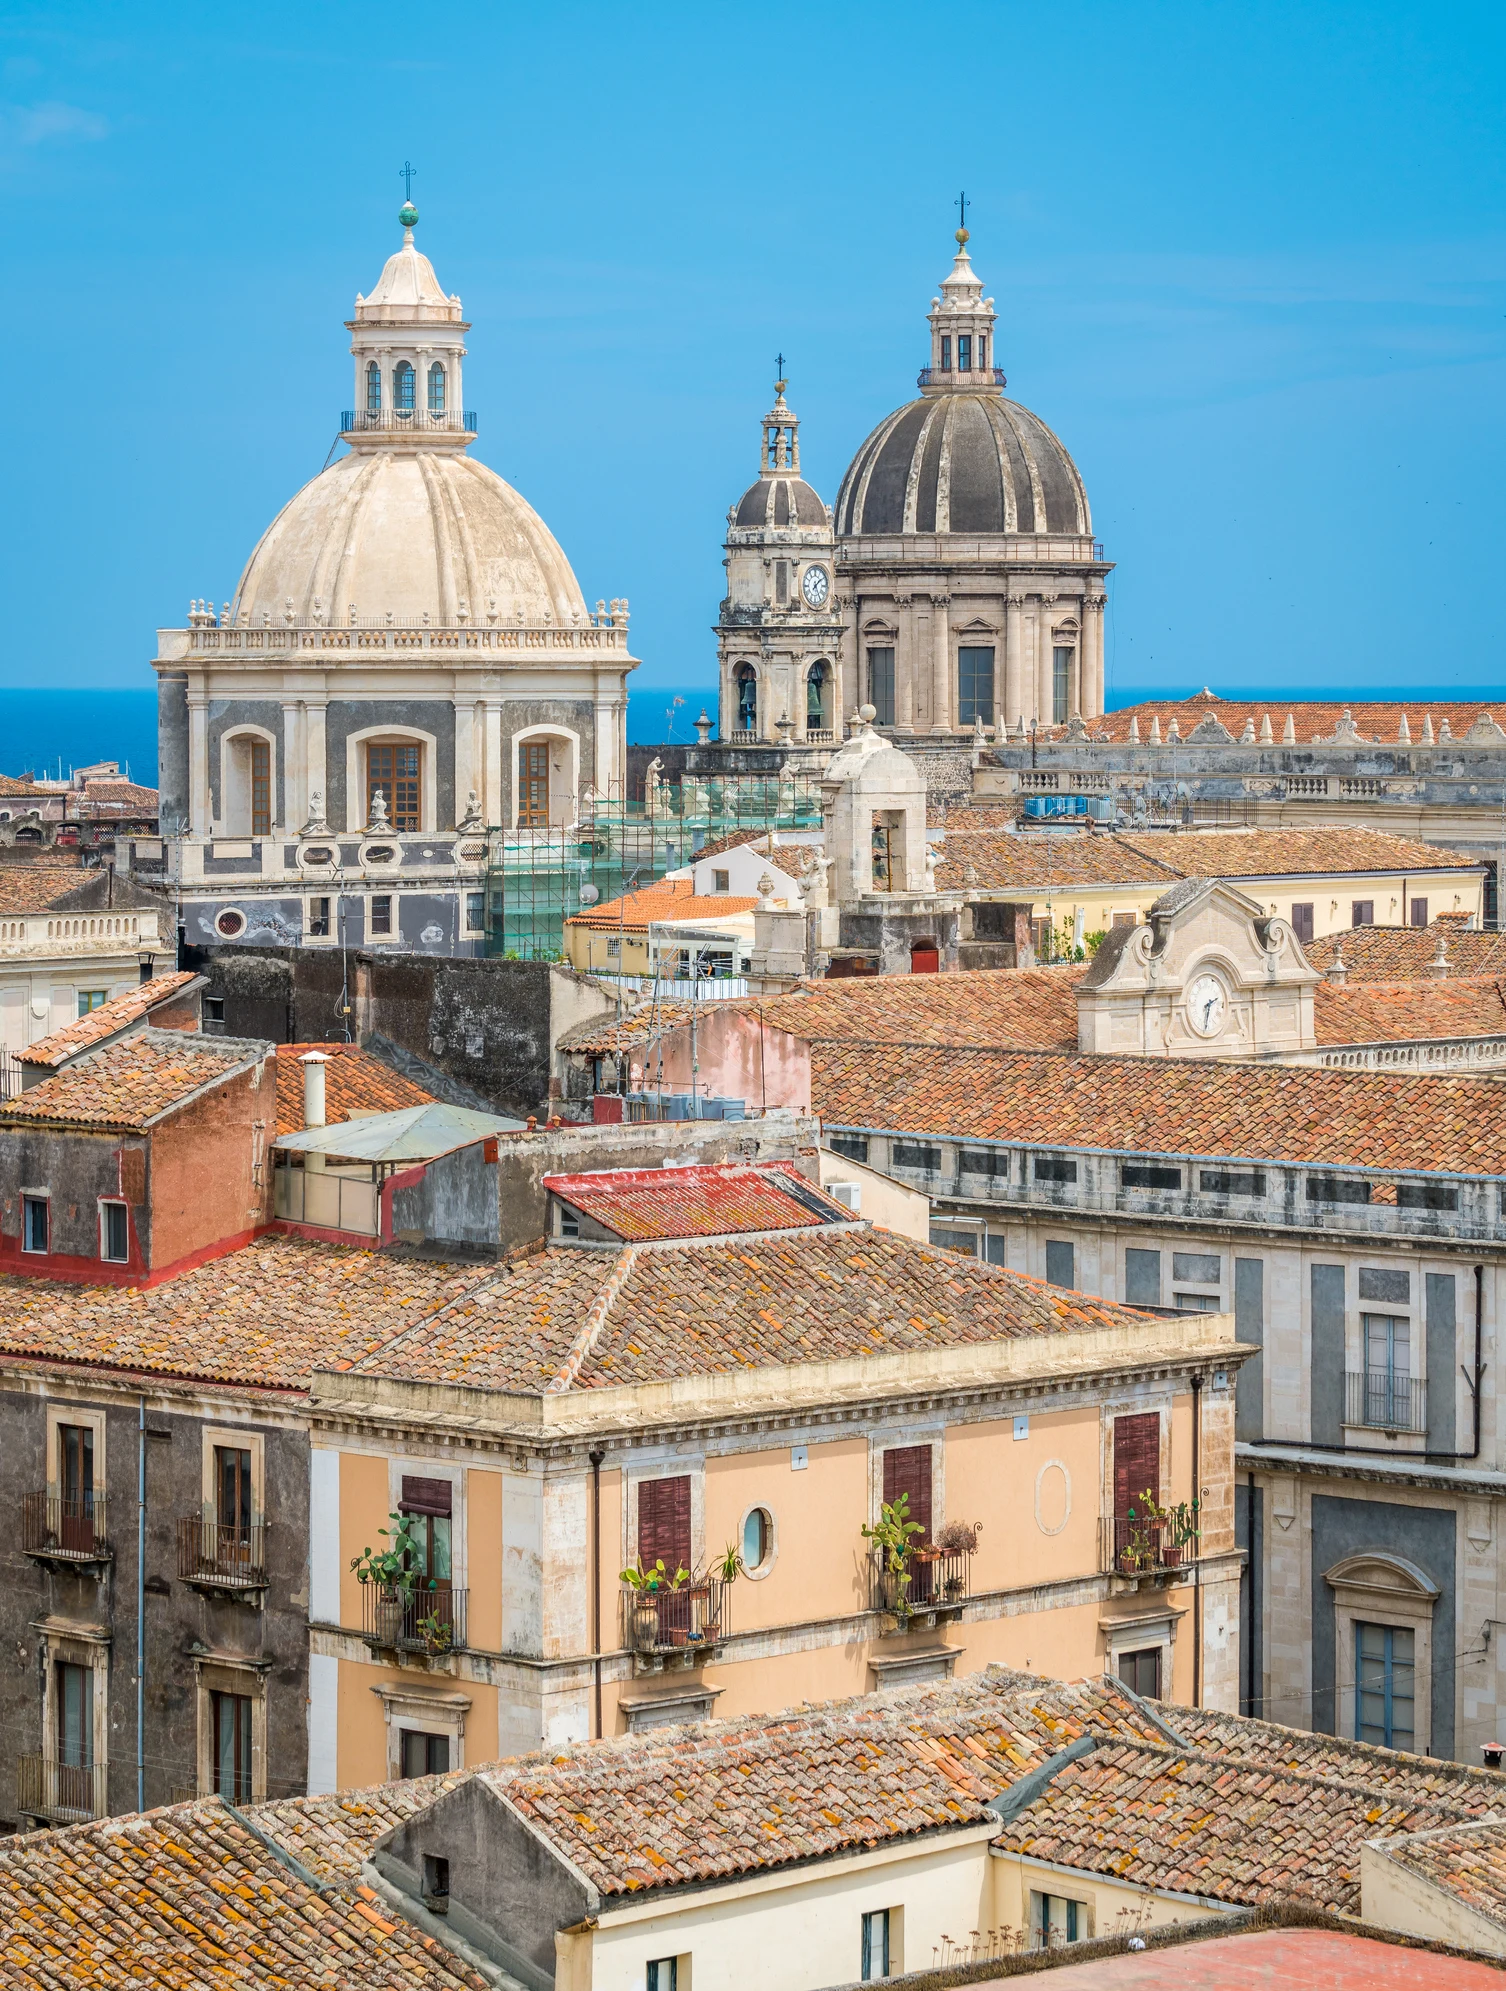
top-left (232, 449), bottom-right (589, 628)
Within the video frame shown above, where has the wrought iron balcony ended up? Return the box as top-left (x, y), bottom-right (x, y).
top-left (1347, 1371), bottom-right (1427, 1434)
top-left (23, 1491), bottom-right (111, 1565)
top-left (1101, 1511), bottom-right (1198, 1580)
top-left (870, 1548), bottom-right (973, 1623)
top-left (340, 408), bottom-right (477, 436)
top-left (18, 1754), bottom-right (107, 1824)
top-left (622, 1572), bottom-right (731, 1658)
top-left (177, 1518), bottom-right (269, 1592)
top-left (360, 1581), bottom-right (467, 1656)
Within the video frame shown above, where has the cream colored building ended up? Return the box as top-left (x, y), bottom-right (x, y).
top-left (135, 198), bottom-right (638, 957)
top-left (0, 864), bottom-right (170, 1072)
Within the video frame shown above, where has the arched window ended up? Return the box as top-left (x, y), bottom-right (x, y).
top-left (427, 362), bottom-right (446, 413)
top-left (393, 361), bottom-right (415, 414)
top-left (365, 361), bottom-right (381, 413)
top-left (806, 660), bottom-right (830, 732)
top-left (736, 666), bottom-right (757, 733)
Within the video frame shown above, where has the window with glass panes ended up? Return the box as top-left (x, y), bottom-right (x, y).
top-left (366, 742), bottom-right (421, 831)
top-left (393, 360), bottom-right (415, 411)
top-left (866, 647), bottom-right (895, 726)
top-left (401, 1729), bottom-right (451, 1778)
top-left (957, 646), bottom-right (995, 725)
top-left (1356, 1621), bottom-right (1414, 1750)
top-left (250, 739), bottom-right (271, 835)
top-left (519, 743), bottom-right (551, 826)
top-left (366, 362), bottom-right (381, 412)
top-left (427, 362), bottom-right (446, 412)
top-left (211, 1689), bottom-right (253, 1800)
top-left (1052, 646), bottom-right (1073, 723)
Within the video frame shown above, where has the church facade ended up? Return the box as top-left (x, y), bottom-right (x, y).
top-left (135, 201), bottom-right (637, 955)
top-left (715, 230), bottom-right (1111, 749)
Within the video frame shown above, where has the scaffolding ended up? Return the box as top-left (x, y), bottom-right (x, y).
top-left (482, 771), bottom-right (824, 961)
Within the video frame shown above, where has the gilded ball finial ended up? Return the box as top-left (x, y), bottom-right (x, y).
top-left (955, 226), bottom-right (969, 248)
top-left (399, 200), bottom-right (419, 229)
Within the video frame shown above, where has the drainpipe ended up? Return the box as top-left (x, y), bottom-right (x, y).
top-left (136, 1394), bottom-right (146, 1814)
top-left (589, 1448), bottom-right (605, 1741)
top-left (1245, 1470), bottom-right (1258, 1718)
top-left (1191, 1372), bottom-right (1202, 1709)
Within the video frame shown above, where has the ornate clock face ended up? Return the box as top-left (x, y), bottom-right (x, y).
top-left (1186, 972), bottom-right (1228, 1038)
top-left (801, 565), bottom-right (830, 608)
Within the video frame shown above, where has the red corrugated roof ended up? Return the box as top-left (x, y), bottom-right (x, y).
top-left (543, 1160), bottom-right (848, 1239)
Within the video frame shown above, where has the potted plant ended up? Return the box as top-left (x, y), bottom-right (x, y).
top-left (416, 1609), bottom-right (454, 1656)
top-left (862, 1493), bottom-right (924, 1619)
top-left (621, 1559), bottom-right (689, 1645)
top-left (350, 1513), bottom-right (431, 1645)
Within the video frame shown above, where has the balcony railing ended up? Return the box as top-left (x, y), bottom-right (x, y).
top-left (1347, 1371), bottom-right (1427, 1434)
top-left (18, 1755), bottom-right (107, 1824)
top-left (917, 366), bottom-right (1009, 388)
top-left (622, 1573), bottom-right (732, 1656)
top-left (360, 1582), bottom-right (467, 1656)
top-left (23, 1491), bottom-right (111, 1563)
top-left (341, 408), bottom-right (477, 435)
top-left (177, 1518), bottom-right (269, 1590)
top-left (1101, 1512), bottom-right (1198, 1579)
top-left (870, 1548), bottom-right (973, 1619)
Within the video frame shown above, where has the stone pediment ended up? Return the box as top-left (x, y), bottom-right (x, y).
top-left (1187, 713), bottom-right (1234, 743)
top-left (1465, 713), bottom-right (1506, 744)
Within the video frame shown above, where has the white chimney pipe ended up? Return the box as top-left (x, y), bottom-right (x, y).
top-left (300, 1051), bottom-right (329, 1129)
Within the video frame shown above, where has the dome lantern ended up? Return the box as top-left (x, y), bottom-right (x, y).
top-left (342, 203), bottom-right (473, 448)
top-left (922, 227), bottom-right (1002, 392)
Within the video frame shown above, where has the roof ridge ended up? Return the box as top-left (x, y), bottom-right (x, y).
top-left (1079, 1731), bottom-right (1484, 1819)
top-left (545, 1244), bottom-right (639, 1393)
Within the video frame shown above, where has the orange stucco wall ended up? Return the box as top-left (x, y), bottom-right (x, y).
top-left (706, 1436), bottom-right (869, 1632)
top-left (339, 1450), bottom-right (390, 1631)
top-left (336, 1656), bottom-right (389, 1789)
top-left (149, 1057), bottom-right (272, 1264)
top-left (467, 1468), bottom-right (503, 1651)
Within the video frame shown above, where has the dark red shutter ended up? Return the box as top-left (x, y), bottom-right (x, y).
top-left (882, 1445), bottom-right (933, 1544)
top-left (400, 1476), bottom-right (452, 1518)
top-left (1113, 1415), bottom-right (1160, 1518)
top-left (638, 1475), bottom-right (692, 1572)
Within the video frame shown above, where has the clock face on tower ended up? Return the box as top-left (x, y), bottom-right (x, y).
top-left (1186, 971), bottom-right (1228, 1039)
top-left (801, 565), bottom-right (830, 608)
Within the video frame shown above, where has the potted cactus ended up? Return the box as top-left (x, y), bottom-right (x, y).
top-left (350, 1513), bottom-right (432, 1646)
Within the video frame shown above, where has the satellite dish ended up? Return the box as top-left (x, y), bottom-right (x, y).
top-left (579, 884), bottom-right (600, 907)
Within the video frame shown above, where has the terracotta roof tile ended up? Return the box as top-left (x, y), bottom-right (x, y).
top-left (253, 1770), bottom-right (470, 1881)
top-left (751, 968), bottom-right (1082, 1051)
top-left (15, 973), bottom-right (199, 1068)
top-left (0, 860), bottom-right (91, 913)
top-left (545, 1161), bottom-right (850, 1239)
top-left (566, 877), bottom-right (760, 930)
top-left (1065, 692), bottom-right (1506, 747)
top-left (1315, 974), bottom-right (1506, 1045)
top-left (1378, 1819), bottom-right (1506, 1926)
top-left (556, 999), bottom-right (703, 1055)
top-left (0, 1029), bottom-right (260, 1132)
top-left (0, 1233), bottom-right (501, 1392)
top-left (813, 1040), bottom-right (1506, 1176)
top-left (275, 1041), bottom-right (435, 1136)
top-left (0, 1795), bottom-right (488, 1988)
top-left (1310, 922), bottom-right (1506, 981)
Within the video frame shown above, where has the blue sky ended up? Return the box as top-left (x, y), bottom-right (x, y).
top-left (1, 0), bottom-right (1502, 711)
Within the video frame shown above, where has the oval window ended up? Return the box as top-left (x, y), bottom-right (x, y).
top-left (215, 909), bottom-right (246, 938)
top-left (741, 1506), bottom-right (773, 1572)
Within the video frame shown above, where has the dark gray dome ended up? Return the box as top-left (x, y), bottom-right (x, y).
top-left (835, 393), bottom-right (1089, 538)
top-left (734, 475), bottom-right (830, 531)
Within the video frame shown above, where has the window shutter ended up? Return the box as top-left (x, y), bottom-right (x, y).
top-left (1112, 1415), bottom-right (1160, 1519)
top-left (638, 1475), bottom-right (692, 1572)
top-left (400, 1476), bottom-right (452, 1518)
top-left (882, 1445), bottom-right (933, 1543)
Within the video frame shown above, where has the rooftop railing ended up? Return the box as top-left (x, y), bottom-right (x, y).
top-left (341, 408), bottom-right (477, 435)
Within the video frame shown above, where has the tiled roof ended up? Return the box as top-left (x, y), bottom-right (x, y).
top-left (1310, 922), bottom-right (1506, 982)
top-left (15, 973), bottom-right (198, 1068)
top-left (690, 827), bottom-right (773, 862)
top-left (0, 860), bottom-right (90, 912)
top-left (545, 1161), bottom-right (850, 1239)
top-left (0, 1233), bottom-right (502, 1393)
top-left (555, 999), bottom-right (702, 1055)
top-left (991, 1735), bottom-right (1465, 1916)
top-left (812, 1040), bottom-right (1506, 1175)
top-left (0, 1029), bottom-right (260, 1132)
top-left (1377, 1820), bottom-right (1506, 1928)
top-left (350, 1231), bottom-right (1160, 1394)
top-left (253, 1770), bottom-right (469, 1882)
top-left (275, 1041), bottom-right (435, 1136)
top-left (934, 826), bottom-right (1481, 893)
top-left (1064, 692), bottom-right (1506, 747)
top-left (79, 778), bottom-right (158, 805)
top-left (1315, 974), bottom-right (1506, 1045)
top-left (484, 1671), bottom-right (1169, 1898)
top-left (0, 1795), bottom-right (488, 1988)
top-left (566, 877), bottom-right (761, 930)
top-left (752, 967), bottom-right (1082, 1051)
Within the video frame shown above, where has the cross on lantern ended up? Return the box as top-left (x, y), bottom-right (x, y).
top-left (956, 189), bottom-right (969, 232)
top-left (399, 160), bottom-right (418, 200)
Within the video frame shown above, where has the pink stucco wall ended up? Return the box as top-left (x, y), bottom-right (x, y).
top-left (628, 1008), bottom-right (810, 1112)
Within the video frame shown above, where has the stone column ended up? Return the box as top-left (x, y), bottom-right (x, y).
top-left (452, 695), bottom-right (475, 825)
top-left (895, 597), bottom-right (915, 729)
top-left (932, 593), bottom-right (951, 732)
top-left (1004, 594), bottom-right (1024, 730)
top-left (305, 702), bottom-right (328, 828)
top-left (484, 699), bottom-right (505, 826)
top-left (1087, 594), bottom-right (1106, 717)
top-left (188, 695), bottom-right (210, 836)
top-left (281, 701), bottom-right (302, 831)
top-left (1032, 604), bottom-right (1050, 726)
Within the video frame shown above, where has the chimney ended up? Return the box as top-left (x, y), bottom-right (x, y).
top-left (300, 1051), bottom-right (329, 1129)
top-left (1326, 940), bottom-right (1348, 985)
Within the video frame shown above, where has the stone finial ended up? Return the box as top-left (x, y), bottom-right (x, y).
top-left (847, 708), bottom-right (863, 736)
top-left (1397, 712), bottom-right (1412, 743)
top-left (1422, 713), bottom-right (1435, 744)
top-left (487, 597), bottom-right (499, 625)
top-left (367, 788), bottom-right (391, 831)
top-left (963, 863), bottom-right (978, 887)
top-left (312, 596), bottom-right (326, 626)
top-left (1128, 716), bottom-right (1141, 743)
top-left (219, 603), bottom-right (230, 627)
top-left (457, 597), bottom-right (469, 624)
top-left (1282, 713), bottom-right (1296, 744)
top-left (1427, 936), bottom-right (1451, 977)
top-left (284, 596), bottom-right (296, 625)
top-left (1259, 712), bottom-right (1273, 743)
top-left (1439, 717), bottom-right (1454, 741)
top-left (349, 602), bottom-right (358, 626)
top-left (756, 871), bottom-right (778, 908)
top-left (385, 609), bottom-right (394, 626)
top-left (1240, 717), bottom-right (1256, 743)
top-left (1166, 717), bottom-right (1181, 742)
top-left (1149, 715), bottom-right (1162, 745)
top-left (694, 709), bottom-right (712, 746)
top-left (1326, 939), bottom-right (1348, 984)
